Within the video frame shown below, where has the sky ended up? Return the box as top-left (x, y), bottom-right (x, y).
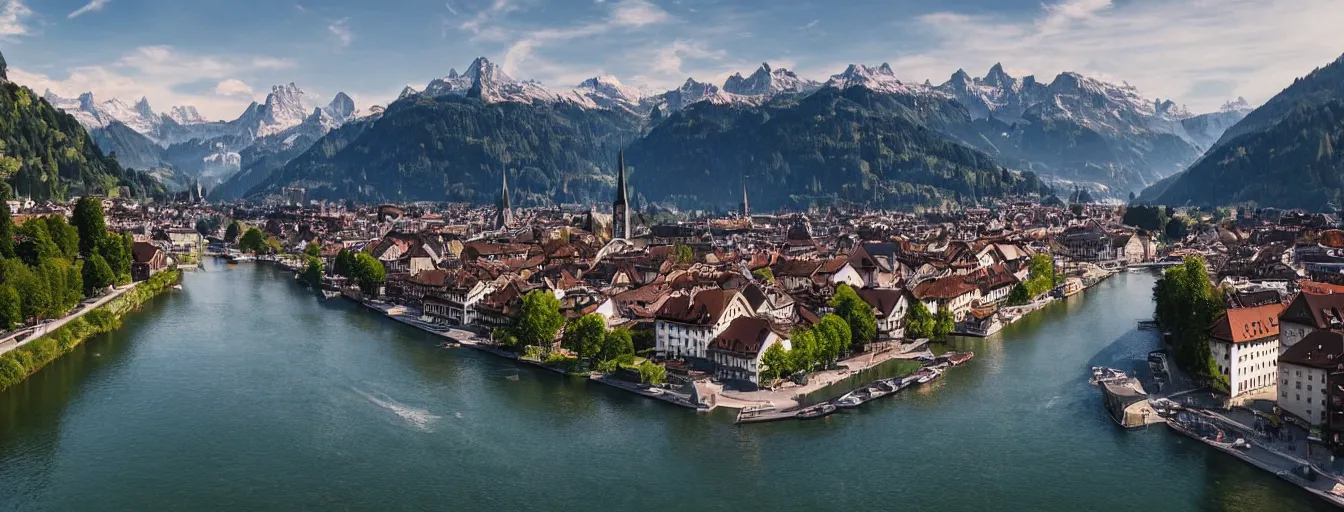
top-left (1, 0), bottom-right (1342, 121)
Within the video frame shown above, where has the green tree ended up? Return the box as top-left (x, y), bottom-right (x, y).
top-left (1153, 256), bottom-right (1226, 381)
top-left (43, 216), bottom-right (79, 260)
top-left (637, 360), bottom-right (667, 385)
top-left (9, 263), bottom-right (49, 322)
top-left (760, 341), bottom-right (791, 382)
top-left (933, 306), bottom-right (955, 340)
top-left (301, 256), bottom-right (324, 287)
top-left (513, 290), bottom-right (564, 349)
top-left (0, 185), bottom-right (14, 258)
top-left (349, 252), bottom-right (386, 294)
top-left (815, 314), bottom-right (851, 364)
top-left (304, 241), bottom-right (321, 258)
top-left (82, 252), bottom-right (115, 296)
top-left (600, 327), bottom-right (636, 363)
top-left (753, 268), bottom-right (774, 282)
top-left (789, 327), bottom-right (817, 373)
top-left (224, 221), bottom-right (242, 244)
top-left (96, 234), bottom-right (130, 284)
top-left (673, 243), bottom-right (694, 264)
top-left (904, 301), bottom-right (935, 339)
top-left (561, 313), bottom-right (607, 361)
top-left (333, 249), bottom-right (355, 277)
top-left (72, 197), bottom-right (106, 258)
top-left (0, 285), bottom-right (19, 329)
top-left (1165, 217), bottom-right (1189, 241)
top-left (1006, 284), bottom-right (1031, 306)
top-left (832, 284), bottom-right (877, 351)
top-left (238, 227), bottom-right (265, 254)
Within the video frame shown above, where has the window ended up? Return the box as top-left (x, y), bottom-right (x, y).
top-left (1298, 381), bottom-right (1302, 389)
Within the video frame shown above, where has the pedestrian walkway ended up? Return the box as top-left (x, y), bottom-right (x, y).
top-left (0, 284), bottom-right (135, 357)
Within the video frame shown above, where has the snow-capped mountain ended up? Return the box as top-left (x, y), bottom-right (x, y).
top-left (722, 63), bottom-right (820, 97)
top-left (651, 78), bottom-right (744, 112)
top-left (573, 75), bottom-right (651, 112)
top-left (418, 57), bottom-right (596, 106)
top-left (167, 105), bottom-right (207, 125)
top-left (825, 63), bottom-right (939, 96)
top-left (43, 90), bottom-right (168, 136)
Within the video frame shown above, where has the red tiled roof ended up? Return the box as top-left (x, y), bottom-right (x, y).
top-left (707, 317), bottom-right (775, 357)
top-left (1209, 303), bottom-right (1285, 343)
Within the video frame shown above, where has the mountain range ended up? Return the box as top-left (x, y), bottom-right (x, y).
top-left (1138, 53), bottom-right (1344, 209)
top-left (33, 56), bottom-right (1257, 208)
top-left (42, 83), bottom-right (361, 192)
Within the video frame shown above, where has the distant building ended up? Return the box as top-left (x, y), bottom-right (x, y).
top-left (130, 242), bottom-right (169, 281)
top-left (283, 186), bottom-right (307, 207)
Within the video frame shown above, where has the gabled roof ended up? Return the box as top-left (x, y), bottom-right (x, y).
top-left (1209, 303), bottom-right (1285, 343)
top-left (707, 316), bottom-right (776, 357)
top-left (1280, 292), bottom-right (1344, 329)
top-left (655, 289), bottom-right (743, 325)
top-left (1280, 330), bottom-right (1344, 370)
top-left (857, 288), bottom-right (906, 318)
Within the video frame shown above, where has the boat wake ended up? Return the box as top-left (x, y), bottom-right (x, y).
top-left (354, 389), bottom-right (441, 432)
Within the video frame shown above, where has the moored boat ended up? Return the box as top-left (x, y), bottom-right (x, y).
top-left (946, 352), bottom-right (975, 366)
top-left (915, 367), bottom-right (944, 385)
top-left (797, 403), bottom-right (837, 419)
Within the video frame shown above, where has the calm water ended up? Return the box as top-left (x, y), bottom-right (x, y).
top-left (0, 261), bottom-right (1334, 511)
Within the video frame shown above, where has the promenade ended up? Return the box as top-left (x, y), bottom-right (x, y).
top-left (0, 284), bottom-right (135, 357)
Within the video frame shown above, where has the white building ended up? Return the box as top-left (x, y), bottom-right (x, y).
top-left (1278, 291), bottom-right (1344, 355)
top-left (1277, 330), bottom-right (1343, 427)
top-left (858, 288), bottom-right (908, 341)
top-left (706, 316), bottom-right (789, 388)
top-left (654, 289), bottom-right (753, 360)
top-left (1207, 303), bottom-right (1285, 398)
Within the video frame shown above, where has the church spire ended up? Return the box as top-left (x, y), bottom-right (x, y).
top-left (494, 170), bottom-right (514, 230)
top-left (612, 150), bottom-right (630, 240)
top-left (741, 174), bottom-right (750, 219)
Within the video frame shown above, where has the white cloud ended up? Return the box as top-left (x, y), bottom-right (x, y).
top-left (890, 0), bottom-right (1344, 111)
top-left (804, 19), bottom-right (818, 29)
top-left (10, 46), bottom-right (295, 120)
top-left (501, 0), bottom-right (672, 81)
top-left (214, 79), bottom-right (254, 97)
top-left (67, 0), bottom-right (111, 19)
top-left (328, 18), bottom-right (353, 47)
top-left (444, 1), bottom-right (457, 15)
top-left (0, 0), bottom-right (32, 38)
top-left (459, 0), bottom-right (517, 39)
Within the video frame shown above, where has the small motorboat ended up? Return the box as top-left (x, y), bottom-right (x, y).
top-left (835, 394), bottom-right (864, 409)
top-left (797, 403), bottom-right (837, 420)
top-left (946, 352), bottom-right (975, 366)
top-left (915, 368), bottom-right (944, 385)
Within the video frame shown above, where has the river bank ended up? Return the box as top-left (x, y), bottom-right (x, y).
top-left (4, 261), bottom-right (1335, 511)
top-left (0, 269), bottom-right (182, 393)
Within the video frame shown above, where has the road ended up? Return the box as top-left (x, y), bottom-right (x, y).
top-left (0, 284), bottom-right (135, 357)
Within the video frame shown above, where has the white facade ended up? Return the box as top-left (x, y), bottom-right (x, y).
top-left (1209, 337), bottom-right (1279, 398)
top-left (1279, 321), bottom-right (1314, 356)
top-left (1279, 363), bottom-right (1329, 427)
top-left (709, 336), bottom-right (790, 386)
top-left (654, 295), bottom-right (752, 360)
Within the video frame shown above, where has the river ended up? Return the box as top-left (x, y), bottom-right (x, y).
top-left (0, 260), bottom-right (1335, 511)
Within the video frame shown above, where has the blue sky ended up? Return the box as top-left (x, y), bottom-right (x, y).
top-left (2, 0), bottom-right (1343, 120)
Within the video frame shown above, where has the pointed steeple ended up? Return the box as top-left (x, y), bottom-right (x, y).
top-left (614, 150), bottom-right (629, 207)
top-left (494, 170), bottom-right (514, 230)
top-left (612, 150), bottom-right (630, 240)
top-left (741, 174), bottom-right (750, 219)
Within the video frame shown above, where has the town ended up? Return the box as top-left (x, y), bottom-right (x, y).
top-left (10, 160), bottom-right (1344, 505)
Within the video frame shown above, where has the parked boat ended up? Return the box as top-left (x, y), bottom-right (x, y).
top-left (1090, 366), bottom-right (1128, 386)
top-left (797, 403), bottom-right (837, 420)
top-left (915, 367), bottom-right (944, 385)
top-left (946, 352), bottom-right (975, 366)
top-left (835, 393), bottom-right (865, 409)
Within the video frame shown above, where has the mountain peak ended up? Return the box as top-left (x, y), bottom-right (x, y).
top-left (447, 68), bottom-right (459, 79)
top-left (1221, 96), bottom-right (1251, 112)
top-left (984, 63), bottom-right (1012, 87)
top-left (133, 96), bottom-right (154, 118)
top-left (878, 63), bottom-right (894, 75)
top-left (951, 68), bottom-right (971, 83)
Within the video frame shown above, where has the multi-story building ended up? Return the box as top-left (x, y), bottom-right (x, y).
top-left (654, 289), bottom-right (753, 361)
top-left (1278, 330), bottom-right (1343, 427)
top-left (1278, 291), bottom-right (1344, 355)
top-left (706, 316), bottom-right (788, 388)
top-left (1207, 303), bottom-right (1284, 398)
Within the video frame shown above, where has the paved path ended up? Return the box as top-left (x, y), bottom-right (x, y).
top-left (0, 284), bottom-right (135, 357)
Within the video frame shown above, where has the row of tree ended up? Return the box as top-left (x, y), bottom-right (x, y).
top-left (1152, 256), bottom-right (1227, 390)
top-left (0, 194), bottom-right (131, 330)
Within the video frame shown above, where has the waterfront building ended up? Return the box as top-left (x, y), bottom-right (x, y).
top-left (1207, 303), bottom-right (1285, 398)
top-left (654, 289), bottom-right (753, 360)
top-left (706, 316), bottom-right (787, 388)
top-left (1278, 330), bottom-right (1344, 427)
top-left (857, 288), bottom-right (909, 340)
